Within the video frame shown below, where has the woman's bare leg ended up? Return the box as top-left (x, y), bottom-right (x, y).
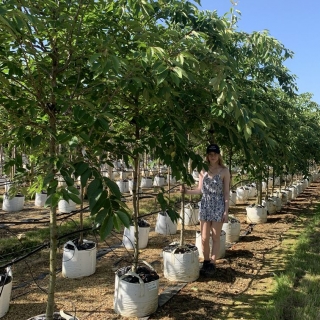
top-left (210, 222), bottom-right (223, 263)
top-left (200, 220), bottom-right (212, 261)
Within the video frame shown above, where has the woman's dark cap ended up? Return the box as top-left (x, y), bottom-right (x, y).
top-left (206, 144), bottom-right (220, 154)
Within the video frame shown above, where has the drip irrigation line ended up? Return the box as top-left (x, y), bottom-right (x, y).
top-left (0, 206), bottom-right (90, 225)
top-left (0, 226), bottom-right (98, 269)
top-left (10, 242), bottom-right (123, 300)
top-left (137, 210), bottom-right (162, 219)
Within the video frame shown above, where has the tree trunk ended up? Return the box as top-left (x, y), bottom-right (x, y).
top-left (180, 184), bottom-right (185, 246)
top-left (46, 113), bottom-right (57, 320)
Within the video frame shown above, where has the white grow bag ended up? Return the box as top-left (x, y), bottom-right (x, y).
top-left (163, 245), bottom-right (199, 282)
top-left (114, 265), bottom-right (159, 318)
top-left (62, 240), bottom-right (97, 279)
top-left (0, 267), bottom-right (12, 318)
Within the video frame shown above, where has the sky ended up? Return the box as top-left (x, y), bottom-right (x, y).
top-left (197, 0), bottom-right (320, 105)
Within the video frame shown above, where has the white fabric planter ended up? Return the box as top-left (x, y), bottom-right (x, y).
top-left (34, 192), bottom-right (48, 207)
top-left (167, 174), bottom-right (176, 185)
top-left (222, 220), bottom-right (241, 243)
top-left (282, 189), bottom-right (292, 201)
top-left (268, 177), bottom-right (280, 188)
top-left (2, 194), bottom-right (25, 212)
top-left (229, 191), bottom-right (237, 206)
top-left (128, 180), bottom-right (141, 195)
top-left (62, 240), bottom-right (97, 279)
top-left (26, 312), bottom-right (79, 320)
top-left (271, 196), bottom-right (282, 212)
top-left (153, 175), bottom-right (165, 187)
top-left (280, 192), bottom-right (288, 206)
top-left (58, 199), bottom-right (77, 213)
top-left (113, 160), bottom-right (121, 169)
top-left (246, 205), bottom-right (267, 224)
top-left (123, 225), bottom-right (150, 250)
top-left (116, 179), bottom-right (129, 193)
top-left (119, 171), bottom-right (130, 180)
top-left (159, 165), bottom-right (168, 174)
top-left (302, 179), bottom-right (308, 191)
top-left (246, 184), bottom-right (257, 198)
top-left (112, 170), bottom-right (120, 179)
top-left (180, 203), bottom-right (199, 226)
top-left (236, 187), bottom-right (249, 203)
top-left (295, 183), bottom-right (302, 195)
top-left (114, 269), bottom-right (159, 318)
top-left (195, 230), bottom-right (226, 259)
top-left (262, 199), bottom-right (276, 214)
top-left (163, 246), bottom-right (199, 282)
top-left (155, 212), bottom-right (177, 235)
top-left (288, 186), bottom-right (297, 200)
top-left (0, 267), bottom-right (12, 318)
top-left (140, 177), bottom-right (153, 188)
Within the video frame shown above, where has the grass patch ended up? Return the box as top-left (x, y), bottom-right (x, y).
top-left (256, 207), bottom-right (320, 320)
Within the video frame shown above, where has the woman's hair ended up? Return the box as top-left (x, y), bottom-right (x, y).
top-left (206, 153), bottom-right (226, 168)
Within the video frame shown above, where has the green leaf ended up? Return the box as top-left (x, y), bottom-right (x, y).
top-left (173, 66), bottom-right (183, 78)
top-left (45, 193), bottom-right (60, 208)
top-left (32, 135), bottom-right (42, 147)
top-left (43, 172), bottom-right (55, 187)
top-left (87, 178), bottom-right (103, 199)
top-left (99, 213), bottom-right (114, 239)
top-left (81, 168), bottom-right (92, 188)
top-left (57, 133), bottom-right (71, 144)
top-left (115, 210), bottom-right (131, 228)
top-left (68, 193), bottom-right (81, 204)
top-left (90, 189), bottom-right (108, 216)
top-left (170, 72), bottom-right (180, 86)
top-left (89, 53), bottom-right (101, 64)
top-left (157, 192), bottom-right (167, 211)
top-left (64, 175), bottom-right (74, 187)
top-left (110, 55), bottom-right (120, 73)
top-left (79, 132), bottom-right (90, 143)
top-left (66, 186), bottom-right (79, 195)
top-left (113, 214), bottom-right (122, 232)
top-left (105, 178), bottom-right (121, 199)
top-left (74, 161), bottom-right (89, 176)
top-left (97, 117), bottom-right (109, 131)
top-left (251, 118), bottom-right (267, 127)
top-left (156, 70), bottom-right (168, 85)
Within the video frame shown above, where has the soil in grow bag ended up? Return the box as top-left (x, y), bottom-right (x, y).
top-left (229, 217), bottom-right (240, 223)
top-left (247, 204), bottom-right (264, 208)
top-left (27, 312), bottom-right (77, 320)
top-left (117, 265), bottom-right (159, 284)
top-left (136, 218), bottom-right (150, 228)
top-left (163, 243), bottom-right (198, 254)
top-left (64, 239), bottom-right (95, 251)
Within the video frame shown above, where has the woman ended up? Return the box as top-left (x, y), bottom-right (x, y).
top-left (181, 143), bottom-right (230, 275)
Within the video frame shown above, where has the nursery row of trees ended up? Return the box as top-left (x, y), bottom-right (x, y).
top-left (0, 0), bottom-right (320, 318)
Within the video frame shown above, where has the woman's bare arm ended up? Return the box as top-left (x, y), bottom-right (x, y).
top-left (180, 170), bottom-right (204, 195)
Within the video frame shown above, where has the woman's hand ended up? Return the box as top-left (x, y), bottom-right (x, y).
top-left (222, 212), bottom-right (229, 223)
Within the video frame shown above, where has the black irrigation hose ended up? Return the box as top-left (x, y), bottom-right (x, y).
top-left (0, 206), bottom-right (90, 225)
top-left (0, 226), bottom-right (98, 269)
